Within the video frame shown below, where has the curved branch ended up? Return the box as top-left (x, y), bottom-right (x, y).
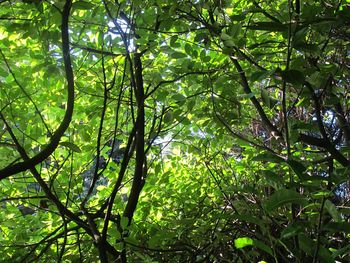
top-left (0, 0), bottom-right (75, 179)
top-left (252, 1), bottom-right (282, 23)
top-left (304, 82), bottom-right (350, 167)
top-left (230, 57), bottom-right (283, 139)
top-left (335, 103), bottom-right (350, 145)
top-left (123, 52), bottom-right (146, 221)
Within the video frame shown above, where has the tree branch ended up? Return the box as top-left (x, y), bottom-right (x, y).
top-left (230, 57), bottom-right (283, 139)
top-left (304, 82), bottom-right (350, 166)
top-left (0, 0), bottom-right (75, 179)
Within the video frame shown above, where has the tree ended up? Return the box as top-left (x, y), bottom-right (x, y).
top-left (0, 0), bottom-right (349, 262)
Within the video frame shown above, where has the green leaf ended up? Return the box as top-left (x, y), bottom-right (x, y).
top-left (323, 222), bottom-right (350, 233)
top-left (172, 93), bottom-right (186, 102)
top-left (263, 170), bottom-right (284, 189)
top-left (194, 32), bottom-right (207, 43)
top-left (234, 237), bottom-right (253, 248)
top-left (324, 200), bottom-right (342, 222)
top-left (235, 237), bottom-right (273, 256)
top-left (223, 39), bottom-right (235, 48)
top-left (318, 246), bottom-right (335, 263)
top-left (247, 22), bottom-right (287, 32)
top-left (156, 90), bottom-right (169, 101)
top-left (282, 69), bottom-right (305, 85)
top-left (200, 50), bottom-right (207, 62)
top-left (231, 214), bottom-right (264, 226)
top-left (184, 43), bottom-right (192, 55)
top-left (298, 233), bottom-right (313, 254)
top-left (281, 222), bottom-right (305, 239)
top-left (332, 244), bottom-right (350, 259)
top-left (230, 14), bottom-right (245, 21)
top-left (60, 142), bottom-right (81, 153)
top-left (261, 89), bottom-right (271, 108)
top-left (287, 159), bottom-right (307, 179)
top-left (0, 65), bottom-right (8, 77)
top-left (263, 189), bottom-right (307, 212)
top-left (81, 131), bottom-right (91, 142)
top-left (220, 32), bottom-right (232, 41)
top-left (253, 240), bottom-right (274, 256)
top-left (180, 116), bottom-right (191, 125)
top-left (186, 99), bottom-right (196, 110)
top-left (202, 55), bottom-right (211, 62)
top-left (163, 111), bottom-right (174, 123)
top-left (170, 35), bottom-right (179, 47)
top-left (250, 70), bottom-right (274, 82)
top-left (227, 23), bottom-right (241, 38)
top-left (294, 42), bottom-right (319, 53)
top-left (73, 1), bottom-right (94, 10)
top-left (222, 46), bottom-right (233, 54)
top-left (120, 216), bottom-right (129, 229)
top-left (171, 51), bottom-right (187, 59)
top-left (252, 153), bottom-right (284, 163)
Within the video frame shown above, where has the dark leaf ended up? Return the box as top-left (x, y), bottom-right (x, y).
top-left (171, 51), bottom-right (187, 59)
top-left (60, 142), bottom-right (82, 153)
top-left (252, 153), bottom-right (284, 163)
top-left (324, 200), bottom-right (342, 222)
top-left (263, 189), bottom-right (307, 212)
top-left (73, 1), bottom-right (94, 10)
top-left (287, 159), bottom-right (307, 179)
top-left (247, 22), bottom-right (287, 32)
top-left (282, 69), bottom-right (305, 85)
top-left (323, 222), bottom-right (350, 233)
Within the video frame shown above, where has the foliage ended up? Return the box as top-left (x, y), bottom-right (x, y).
top-left (0, 0), bottom-right (349, 262)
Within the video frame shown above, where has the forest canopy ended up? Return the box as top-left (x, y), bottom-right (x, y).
top-left (0, 0), bottom-right (349, 262)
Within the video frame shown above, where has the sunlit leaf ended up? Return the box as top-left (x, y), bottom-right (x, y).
top-left (234, 237), bottom-right (253, 248)
top-left (235, 237), bottom-right (273, 256)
